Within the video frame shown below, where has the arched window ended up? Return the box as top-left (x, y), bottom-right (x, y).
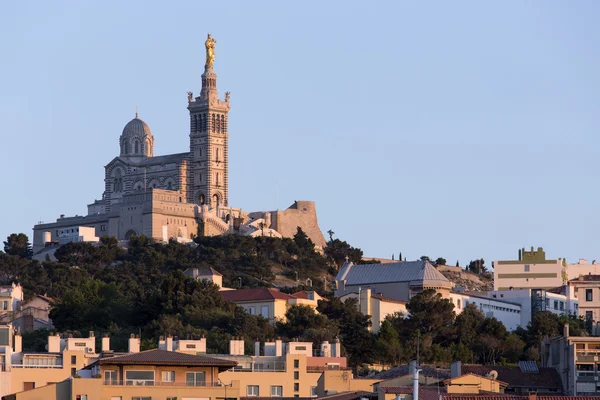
top-left (167, 181), bottom-right (173, 190)
top-left (215, 173), bottom-right (220, 186)
top-left (216, 114), bottom-right (220, 133)
top-left (122, 140), bottom-right (128, 155)
top-left (199, 194), bottom-right (205, 205)
top-left (213, 194), bottom-right (220, 207)
top-left (221, 115), bottom-right (225, 133)
top-left (134, 140), bottom-right (140, 154)
top-left (212, 114), bottom-right (216, 133)
top-left (215, 148), bottom-right (219, 162)
top-left (198, 147), bottom-right (202, 157)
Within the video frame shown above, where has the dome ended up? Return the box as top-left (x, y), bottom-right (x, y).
top-left (119, 114), bottom-right (154, 158)
top-left (122, 115), bottom-right (152, 138)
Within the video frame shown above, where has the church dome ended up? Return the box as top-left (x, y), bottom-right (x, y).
top-left (122, 115), bottom-right (152, 138)
top-left (119, 113), bottom-right (154, 158)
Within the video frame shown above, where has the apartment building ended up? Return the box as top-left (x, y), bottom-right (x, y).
top-left (449, 292), bottom-right (522, 331)
top-left (569, 274), bottom-right (600, 324)
top-left (0, 284), bottom-right (23, 315)
top-left (542, 323), bottom-right (600, 395)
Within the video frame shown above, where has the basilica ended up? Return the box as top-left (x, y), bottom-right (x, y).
top-left (32, 35), bottom-right (325, 253)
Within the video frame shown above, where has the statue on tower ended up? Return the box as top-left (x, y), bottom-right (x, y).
top-left (205, 33), bottom-right (216, 69)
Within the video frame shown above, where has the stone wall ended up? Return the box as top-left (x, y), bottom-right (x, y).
top-left (271, 201), bottom-right (326, 249)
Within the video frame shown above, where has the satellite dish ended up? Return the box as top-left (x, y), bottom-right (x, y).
top-left (486, 370), bottom-right (498, 380)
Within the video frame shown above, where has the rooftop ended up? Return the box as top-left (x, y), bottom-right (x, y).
top-left (93, 349), bottom-right (237, 369)
top-left (460, 365), bottom-right (562, 389)
top-left (220, 288), bottom-right (295, 302)
top-left (336, 260), bottom-right (451, 287)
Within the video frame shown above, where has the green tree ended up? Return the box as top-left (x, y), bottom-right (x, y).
top-left (434, 257), bottom-right (447, 266)
top-left (4, 233), bottom-right (33, 259)
top-left (375, 320), bottom-right (402, 365)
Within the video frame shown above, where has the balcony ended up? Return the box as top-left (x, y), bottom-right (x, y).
top-left (103, 380), bottom-right (223, 387)
top-left (11, 364), bottom-right (63, 369)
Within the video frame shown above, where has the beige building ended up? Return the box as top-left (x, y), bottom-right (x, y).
top-left (0, 284), bottom-right (23, 315)
top-left (338, 288), bottom-right (407, 333)
top-left (542, 323), bottom-right (600, 395)
top-left (0, 295), bottom-right (54, 332)
top-left (335, 260), bottom-right (453, 302)
top-left (493, 247), bottom-right (567, 291)
top-left (569, 274), bottom-right (600, 325)
top-left (220, 288), bottom-right (321, 322)
top-left (184, 267), bottom-right (224, 288)
top-left (32, 34), bottom-right (326, 255)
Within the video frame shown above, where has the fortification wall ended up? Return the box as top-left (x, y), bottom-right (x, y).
top-left (272, 201), bottom-right (326, 249)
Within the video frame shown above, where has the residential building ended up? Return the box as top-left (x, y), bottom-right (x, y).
top-left (444, 373), bottom-right (508, 394)
top-left (220, 288), bottom-right (321, 322)
top-left (5, 349), bottom-right (240, 400)
top-left (0, 284), bottom-right (23, 315)
top-left (569, 274), bottom-right (600, 324)
top-left (449, 292), bottom-right (522, 331)
top-left (0, 326), bottom-right (112, 398)
top-left (542, 323), bottom-right (600, 395)
top-left (184, 266), bottom-right (223, 288)
top-left (493, 247), bottom-right (567, 291)
top-left (0, 295), bottom-right (54, 332)
top-left (335, 260), bottom-right (453, 302)
top-left (451, 361), bottom-right (563, 395)
top-left (484, 288), bottom-right (576, 329)
top-left (338, 288), bottom-right (407, 333)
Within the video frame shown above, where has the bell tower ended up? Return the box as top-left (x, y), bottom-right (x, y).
top-left (188, 34), bottom-right (230, 208)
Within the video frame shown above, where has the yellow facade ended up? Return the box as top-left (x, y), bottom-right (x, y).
top-left (444, 374), bottom-right (507, 394)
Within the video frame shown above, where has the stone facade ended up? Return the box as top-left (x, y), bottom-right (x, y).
top-left (32, 37), bottom-right (325, 253)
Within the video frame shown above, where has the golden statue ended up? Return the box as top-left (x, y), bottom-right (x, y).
top-left (205, 33), bottom-right (216, 68)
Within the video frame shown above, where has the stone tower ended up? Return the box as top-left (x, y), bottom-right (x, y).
top-left (187, 34), bottom-right (230, 208)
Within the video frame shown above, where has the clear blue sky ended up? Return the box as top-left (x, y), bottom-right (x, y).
top-left (1, 1), bottom-right (599, 266)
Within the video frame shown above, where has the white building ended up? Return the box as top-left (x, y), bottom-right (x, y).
top-left (449, 291), bottom-right (522, 331)
top-left (57, 226), bottom-right (99, 246)
top-left (0, 284), bottom-right (23, 314)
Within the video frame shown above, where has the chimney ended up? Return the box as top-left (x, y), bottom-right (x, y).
top-left (333, 337), bottom-right (341, 358)
top-left (166, 335), bottom-right (173, 351)
top-left (128, 334), bottom-right (140, 353)
top-left (529, 393), bottom-right (537, 400)
top-left (320, 341), bottom-right (331, 357)
top-left (563, 322), bottom-right (569, 338)
top-left (48, 333), bottom-right (61, 353)
top-left (158, 336), bottom-right (166, 350)
top-left (102, 334), bottom-right (110, 352)
top-left (89, 331), bottom-right (95, 338)
top-left (14, 330), bottom-right (22, 353)
top-left (199, 335), bottom-right (207, 353)
top-left (275, 338), bottom-right (283, 357)
top-left (255, 341), bottom-right (261, 356)
top-left (451, 360), bottom-right (462, 378)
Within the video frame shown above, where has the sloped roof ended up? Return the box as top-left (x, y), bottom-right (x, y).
top-left (184, 267), bottom-right (223, 278)
top-left (336, 260), bottom-right (450, 287)
top-left (460, 365), bottom-right (562, 389)
top-left (373, 365), bottom-right (450, 380)
top-left (98, 349), bottom-right (237, 369)
top-left (220, 288), bottom-right (294, 302)
top-left (380, 386), bottom-right (446, 400)
top-left (443, 373), bottom-right (508, 387)
top-left (371, 294), bottom-right (407, 305)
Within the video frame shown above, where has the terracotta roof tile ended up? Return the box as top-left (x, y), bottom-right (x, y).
top-left (380, 386), bottom-right (446, 400)
top-left (220, 288), bottom-right (295, 302)
top-left (460, 365), bottom-right (562, 390)
top-left (98, 349), bottom-right (237, 368)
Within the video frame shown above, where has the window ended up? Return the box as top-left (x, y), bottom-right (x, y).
top-left (294, 371), bottom-right (299, 379)
top-left (104, 370), bottom-right (117, 385)
top-left (71, 368), bottom-right (77, 377)
top-left (457, 299), bottom-right (461, 309)
top-left (71, 355), bottom-right (77, 364)
top-left (294, 359), bottom-right (299, 368)
top-left (248, 306), bottom-right (255, 315)
top-left (261, 305), bottom-right (269, 318)
top-left (185, 371), bottom-right (206, 386)
top-left (311, 386), bottom-right (318, 397)
top-left (75, 396), bottom-right (87, 400)
top-left (161, 370), bottom-right (175, 382)
top-left (2, 301), bottom-right (7, 310)
top-left (167, 397), bottom-right (177, 400)
top-left (587, 311), bottom-right (594, 321)
top-left (132, 398), bottom-right (151, 400)
top-left (247, 385), bottom-right (260, 396)
top-left (554, 301), bottom-right (558, 309)
top-left (294, 383), bottom-right (300, 392)
top-left (587, 289), bottom-right (593, 302)
top-left (560, 302), bottom-right (564, 311)
top-left (125, 370), bottom-right (154, 386)
top-left (524, 264), bottom-right (530, 272)
top-left (110, 397), bottom-right (122, 400)
top-left (271, 386), bottom-right (283, 397)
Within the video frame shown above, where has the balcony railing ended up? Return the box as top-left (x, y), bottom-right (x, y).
top-left (103, 380), bottom-right (223, 387)
top-left (11, 364), bottom-right (63, 369)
